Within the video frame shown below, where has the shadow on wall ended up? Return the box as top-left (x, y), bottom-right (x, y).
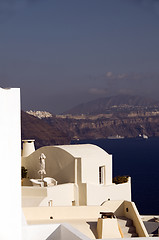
top-left (86, 222), bottom-right (98, 239)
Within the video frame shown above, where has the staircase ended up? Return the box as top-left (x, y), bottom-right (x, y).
top-left (117, 216), bottom-right (138, 238)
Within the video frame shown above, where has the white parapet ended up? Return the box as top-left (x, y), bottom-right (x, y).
top-left (0, 88), bottom-right (21, 240)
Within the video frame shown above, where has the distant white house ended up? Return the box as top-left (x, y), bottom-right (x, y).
top-left (22, 142), bottom-right (131, 207)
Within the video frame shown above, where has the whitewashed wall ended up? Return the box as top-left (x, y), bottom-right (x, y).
top-left (86, 178), bottom-right (131, 205)
top-left (0, 88), bottom-right (21, 240)
top-left (22, 144), bottom-right (113, 187)
top-left (22, 184), bottom-right (75, 207)
top-left (59, 144), bottom-right (113, 185)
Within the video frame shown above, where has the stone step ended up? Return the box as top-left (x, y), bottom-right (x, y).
top-left (131, 232), bottom-right (138, 237)
top-left (117, 216), bottom-right (138, 238)
top-left (121, 226), bottom-right (136, 234)
top-left (124, 232), bottom-right (138, 238)
top-left (117, 217), bottom-right (133, 227)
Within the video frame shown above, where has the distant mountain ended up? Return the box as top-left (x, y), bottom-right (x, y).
top-left (21, 111), bottom-right (70, 148)
top-left (22, 94), bottom-right (159, 145)
top-left (63, 94), bottom-right (159, 115)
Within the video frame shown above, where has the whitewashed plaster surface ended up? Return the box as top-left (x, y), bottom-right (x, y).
top-left (0, 88), bottom-right (21, 240)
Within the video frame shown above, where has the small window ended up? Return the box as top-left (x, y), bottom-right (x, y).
top-left (99, 166), bottom-right (105, 184)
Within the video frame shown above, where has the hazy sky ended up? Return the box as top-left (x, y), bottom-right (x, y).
top-left (1, 0), bottom-right (159, 114)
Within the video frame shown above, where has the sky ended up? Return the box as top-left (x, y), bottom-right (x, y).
top-left (0, 0), bottom-right (159, 114)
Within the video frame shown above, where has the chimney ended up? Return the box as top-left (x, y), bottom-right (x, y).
top-left (22, 139), bottom-right (35, 157)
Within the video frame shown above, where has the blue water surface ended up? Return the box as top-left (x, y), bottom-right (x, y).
top-left (71, 137), bottom-right (159, 215)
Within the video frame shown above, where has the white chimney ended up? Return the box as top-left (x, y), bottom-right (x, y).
top-left (22, 139), bottom-right (35, 157)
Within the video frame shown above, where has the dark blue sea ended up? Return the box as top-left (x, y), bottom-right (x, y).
top-left (72, 137), bottom-right (159, 215)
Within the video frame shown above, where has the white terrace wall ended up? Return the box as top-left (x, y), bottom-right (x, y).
top-left (86, 177), bottom-right (131, 205)
top-left (23, 201), bottom-right (127, 224)
top-left (22, 180), bottom-right (131, 208)
top-left (23, 205), bottom-right (118, 222)
top-left (0, 88), bottom-right (21, 240)
top-left (22, 183), bottom-right (75, 207)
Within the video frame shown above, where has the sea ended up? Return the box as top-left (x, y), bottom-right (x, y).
top-left (71, 137), bottom-right (159, 215)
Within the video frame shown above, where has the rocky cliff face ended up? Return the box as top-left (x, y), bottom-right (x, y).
top-left (23, 94), bottom-right (159, 144)
top-left (46, 114), bottom-right (159, 140)
top-left (57, 94), bottom-right (159, 140)
top-left (22, 111), bottom-right (159, 144)
top-left (21, 111), bottom-right (71, 148)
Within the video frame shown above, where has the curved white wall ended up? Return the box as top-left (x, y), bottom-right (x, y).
top-left (22, 144), bottom-right (112, 186)
top-left (59, 144), bottom-right (112, 185)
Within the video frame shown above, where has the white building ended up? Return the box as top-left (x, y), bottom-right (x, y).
top-left (0, 87), bottom-right (157, 239)
top-left (21, 143), bottom-right (131, 207)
